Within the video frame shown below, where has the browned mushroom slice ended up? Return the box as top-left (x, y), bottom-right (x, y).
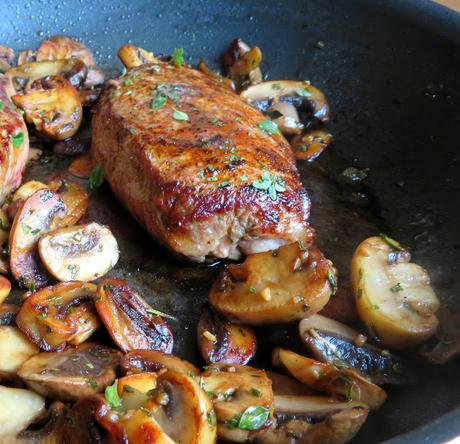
top-left (291, 129), bottom-right (333, 161)
top-left (17, 343), bottom-right (121, 401)
top-left (7, 58), bottom-right (88, 91)
top-left (266, 371), bottom-right (316, 396)
top-left (38, 222), bottom-right (119, 282)
top-left (116, 372), bottom-right (158, 410)
top-left (118, 44), bottom-right (159, 68)
top-left (0, 385), bottom-right (45, 441)
top-left (12, 75), bottom-right (83, 140)
top-left (272, 348), bottom-right (387, 410)
top-left (121, 349), bottom-right (200, 377)
top-left (0, 303), bottom-right (19, 325)
top-left (255, 396), bottom-right (369, 444)
top-left (46, 179), bottom-right (89, 228)
top-left (0, 326), bottom-right (38, 378)
top-left (12, 180), bottom-right (49, 203)
top-left (223, 38), bottom-right (263, 89)
top-left (209, 243), bottom-right (334, 324)
top-left (0, 45), bottom-right (14, 72)
top-left (64, 395), bottom-right (108, 444)
top-left (9, 189), bottom-right (66, 290)
top-left (16, 401), bottom-right (67, 443)
top-left (0, 275), bottom-right (11, 303)
top-left (197, 305), bottom-right (256, 365)
top-left (201, 364), bottom-right (274, 443)
top-left (198, 59), bottom-right (235, 90)
top-left (299, 315), bottom-right (410, 385)
top-left (241, 80), bottom-right (330, 123)
top-left (16, 281), bottom-right (99, 351)
top-left (98, 370), bottom-right (217, 444)
top-left (95, 278), bottom-right (174, 353)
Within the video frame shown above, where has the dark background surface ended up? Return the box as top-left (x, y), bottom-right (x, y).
top-left (1, 1), bottom-right (460, 442)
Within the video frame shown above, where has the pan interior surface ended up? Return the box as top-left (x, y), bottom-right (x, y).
top-left (1, 1), bottom-right (460, 443)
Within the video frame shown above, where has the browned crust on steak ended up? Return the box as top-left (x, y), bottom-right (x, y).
top-left (91, 61), bottom-right (313, 261)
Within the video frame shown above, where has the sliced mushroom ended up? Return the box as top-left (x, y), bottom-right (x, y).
top-left (351, 236), bottom-right (440, 349)
top-left (267, 101), bottom-right (304, 135)
top-left (118, 44), bottom-right (159, 68)
top-left (241, 80), bottom-right (330, 123)
top-left (223, 38), bottom-right (263, 89)
top-left (291, 129), bottom-right (333, 161)
top-left (0, 45), bottom-right (14, 72)
top-left (38, 222), bottom-right (119, 282)
top-left (272, 348), bottom-right (386, 410)
top-left (117, 372), bottom-right (158, 411)
top-left (7, 58), bottom-right (88, 91)
top-left (0, 303), bottom-right (19, 325)
top-left (0, 274), bottom-right (11, 303)
top-left (16, 281), bottom-right (99, 351)
top-left (64, 395), bottom-right (108, 444)
top-left (197, 305), bottom-right (257, 365)
top-left (12, 180), bottom-right (49, 204)
top-left (98, 370), bottom-right (217, 444)
top-left (201, 364), bottom-right (274, 442)
top-left (198, 59), bottom-right (235, 90)
top-left (68, 152), bottom-right (95, 178)
top-left (266, 371), bottom-right (316, 396)
top-left (9, 189), bottom-right (66, 290)
top-left (16, 401), bottom-right (67, 444)
top-left (95, 278), bottom-right (174, 353)
top-left (0, 385), bottom-right (45, 440)
top-left (121, 349), bottom-right (200, 377)
top-left (0, 326), bottom-right (38, 378)
top-left (255, 396), bottom-right (369, 444)
top-left (209, 243), bottom-right (334, 324)
top-left (12, 75), bottom-right (83, 140)
top-left (299, 315), bottom-right (410, 385)
top-left (46, 179), bottom-right (89, 228)
top-left (17, 342), bottom-right (121, 401)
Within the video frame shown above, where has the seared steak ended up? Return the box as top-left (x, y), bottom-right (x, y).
top-left (91, 61), bottom-right (313, 262)
top-left (0, 74), bottom-right (29, 204)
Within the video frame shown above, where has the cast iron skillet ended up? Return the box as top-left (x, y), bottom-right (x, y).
top-left (1, 0), bottom-right (460, 443)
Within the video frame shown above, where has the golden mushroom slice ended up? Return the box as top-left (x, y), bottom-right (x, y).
top-left (0, 326), bottom-right (38, 378)
top-left (272, 348), bottom-right (386, 411)
top-left (201, 364), bottom-right (274, 442)
top-left (38, 222), bottom-right (119, 282)
top-left (118, 44), bottom-right (159, 68)
top-left (99, 370), bottom-right (217, 444)
top-left (0, 275), bottom-right (11, 303)
top-left (12, 75), bottom-right (83, 140)
top-left (12, 180), bottom-right (49, 203)
top-left (351, 235), bottom-right (440, 349)
top-left (9, 188), bottom-right (66, 290)
top-left (117, 372), bottom-right (158, 410)
top-left (17, 343), bottom-right (121, 402)
top-left (240, 80), bottom-right (330, 123)
top-left (0, 385), bottom-right (45, 441)
top-left (209, 242), bottom-right (335, 324)
top-left (291, 129), bottom-right (333, 161)
top-left (16, 281), bottom-right (99, 351)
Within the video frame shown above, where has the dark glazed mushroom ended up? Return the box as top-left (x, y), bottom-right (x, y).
top-left (16, 281), bottom-right (99, 351)
top-left (17, 342), bottom-right (121, 401)
top-left (0, 303), bottom-right (19, 325)
top-left (12, 75), bottom-right (83, 140)
top-left (197, 305), bottom-right (257, 365)
top-left (95, 278), bottom-right (174, 353)
top-left (299, 315), bottom-right (410, 385)
top-left (291, 130), bottom-right (333, 161)
top-left (9, 189), bottom-right (66, 290)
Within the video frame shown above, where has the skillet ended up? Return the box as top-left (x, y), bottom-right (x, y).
top-left (1, 0), bottom-right (460, 442)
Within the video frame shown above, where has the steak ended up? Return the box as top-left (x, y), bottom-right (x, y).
top-left (0, 74), bottom-right (29, 204)
top-left (91, 61), bottom-right (313, 262)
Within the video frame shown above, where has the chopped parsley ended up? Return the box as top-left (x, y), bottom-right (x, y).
top-left (297, 240), bottom-right (307, 252)
top-left (258, 120), bottom-right (281, 135)
top-left (238, 406), bottom-right (270, 430)
top-left (171, 47), bottom-right (185, 68)
top-left (240, 175), bottom-right (248, 181)
top-left (327, 269), bottom-right (338, 295)
top-left (249, 287), bottom-right (257, 294)
top-left (11, 132), bottom-right (24, 148)
top-left (341, 167), bottom-right (369, 182)
top-left (207, 410), bottom-right (217, 428)
top-left (89, 164), bottom-right (104, 190)
top-left (380, 233), bottom-right (405, 251)
top-left (252, 172), bottom-right (286, 200)
top-left (295, 87), bottom-right (312, 97)
top-left (271, 83), bottom-right (281, 90)
top-left (104, 380), bottom-right (121, 409)
top-left (172, 108), bottom-right (189, 121)
top-left (218, 181), bottom-right (230, 188)
top-left (249, 388), bottom-right (262, 397)
top-left (151, 93), bottom-right (167, 111)
top-left (0, 100), bottom-right (3, 111)
top-left (147, 307), bottom-right (178, 321)
top-left (123, 78), bottom-right (133, 86)
top-left (86, 379), bottom-right (99, 390)
top-left (36, 313), bottom-right (47, 320)
top-left (67, 264), bottom-right (80, 279)
top-left (390, 283), bottom-right (403, 292)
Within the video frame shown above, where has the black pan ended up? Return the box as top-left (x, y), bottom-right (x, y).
top-left (1, 0), bottom-right (460, 443)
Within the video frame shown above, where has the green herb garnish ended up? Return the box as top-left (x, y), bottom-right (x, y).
top-left (379, 233), bottom-right (404, 251)
top-left (249, 388), bottom-right (262, 397)
top-left (327, 269), bottom-right (338, 295)
top-left (252, 172), bottom-right (286, 200)
top-left (87, 379), bottom-right (99, 390)
top-left (151, 93), bottom-right (167, 111)
top-left (295, 87), bottom-right (312, 97)
top-left (147, 307), bottom-right (178, 321)
top-left (11, 132), bottom-right (24, 148)
top-left (123, 78), bottom-right (133, 86)
top-left (238, 406), bottom-right (270, 430)
top-left (271, 83), bottom-right (281, 90)
top-left (104, 380), bottom-right (121, 409)
top-left (207, 410), bottom-right (217, 428)
top-left (171, 47), bottom-right (185, 68)
top-left (390, 283), bottom-right (403, 292)
top-left (258, 120), bottom-right (280, 135)
top-left (341, 167), bottom-right (369, 182)
top-left (0, 100), bottom-right (4, 111)
top-left (172, 108), bottom-right (189, 121)
top-left (36, 313), bottom-right (47, 320)
top-left (89, 164), bottom-right (104, 190)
